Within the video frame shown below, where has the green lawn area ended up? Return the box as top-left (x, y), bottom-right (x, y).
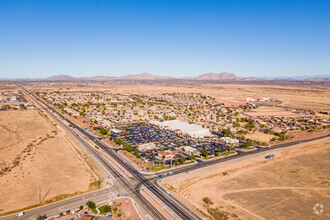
top-left (149, 165), bottom-right (171, 172)
top-left (184, 161), bottom-right (195, 164)
top-left (221, 151), bottom-right (236, 156)
top-left (91, 208), bottom-right (97, 214)
top-left (203, 156), bottom-right (214, 160)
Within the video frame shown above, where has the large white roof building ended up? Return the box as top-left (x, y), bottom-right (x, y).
top-left (150, 120), bottom-right (213, 138)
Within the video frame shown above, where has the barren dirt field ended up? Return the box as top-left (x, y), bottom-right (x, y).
top-left (0, 109), bottom-right (97, 215)
top-left (29, 83), bottom-right (330, 112)
top-left (164, 138), bottom-right (330, 219)
top-left (244, 106), bottom-right (300, 117)
top-left (111, 198), bottom-right (140, 220)
top-left (244, 131), bottom-right (277, 144)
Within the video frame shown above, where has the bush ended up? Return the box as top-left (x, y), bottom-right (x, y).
top-left (207, 208), bottom-right (229, 220)
top-left (103, 205), bottom-right (111, 213)
top-left (203, 197), bottom-right (213, 205)
top-left (80, 205), bottom-right (84, 210)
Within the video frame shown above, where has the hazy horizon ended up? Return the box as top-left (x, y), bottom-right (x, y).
top-left (1, 0), bottom-right (329, 78)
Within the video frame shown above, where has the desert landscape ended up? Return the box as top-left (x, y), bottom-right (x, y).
top-left (164, 137), bottom-right (330, 219)
top-left (0, 108), bottom-right (100, 215)
top-left (1, 1), bottom-right (329, 219)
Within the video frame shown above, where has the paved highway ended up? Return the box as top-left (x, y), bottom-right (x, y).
top-left (154, 133), bottom-right (329, 177)
top-left (16, 85), bottom-right (199, 220)
top-left (2, 84), bottom-right (328, 220)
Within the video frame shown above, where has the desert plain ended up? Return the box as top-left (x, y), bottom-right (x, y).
top-left (164, 137), bottom-right (330, 219)
top-left (0, 107), bottom-right (99, 215)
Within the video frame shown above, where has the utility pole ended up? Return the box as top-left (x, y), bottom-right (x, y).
top-left (38, 186), bottom-right (41, 204)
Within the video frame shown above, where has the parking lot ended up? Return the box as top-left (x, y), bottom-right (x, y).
top-left (109, 123), bottom-right (229, 164)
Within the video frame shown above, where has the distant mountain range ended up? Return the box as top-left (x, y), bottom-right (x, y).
top-left (1, 72), bottom-right (329, 82)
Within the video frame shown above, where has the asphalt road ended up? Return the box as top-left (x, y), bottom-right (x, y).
top-left (15, 85), bottom-right (193, 220)
top-left (154, 133), bottom-right (330, 177)
top-left (3, 84), bottom-right (328, 220)
top-left (2, 85), bottom-right (165, 220)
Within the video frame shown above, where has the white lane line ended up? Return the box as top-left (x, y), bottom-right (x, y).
top-left (145, 214), bottom-right (154, 220)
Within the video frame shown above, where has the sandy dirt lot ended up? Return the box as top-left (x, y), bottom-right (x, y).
top-left (0, 110), bottom-right (98, 215)
top-left (244, 106), bottom-right (300, 117)
top-left (29, 83), bottom-right (330, 112)
top-left (244, 131), bottom-right (277, 144)
top-left (111, 198), bottom-right (140, 220)
top-left (164, 138), bottom-right (330, 219)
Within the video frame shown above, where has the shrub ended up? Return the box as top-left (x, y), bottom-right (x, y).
top-left (203, 197), bottom-right (213, 205)
top-left (103, 205), bottom-right (111, 213)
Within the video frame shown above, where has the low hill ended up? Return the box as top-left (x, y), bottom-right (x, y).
top-left (195, 72), bottom-right (240, 81)
top-left (117, 72), bottom-right (173, 80)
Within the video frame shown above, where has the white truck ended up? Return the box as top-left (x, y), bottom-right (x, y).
top-left (16, 212), bottom-right (25, 217)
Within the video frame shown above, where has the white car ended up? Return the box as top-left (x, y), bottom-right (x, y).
top-left (16, 212), bottom-right (25, 217)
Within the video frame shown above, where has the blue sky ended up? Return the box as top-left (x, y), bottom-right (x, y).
top-left (0, 0), bottom-right (329, 78)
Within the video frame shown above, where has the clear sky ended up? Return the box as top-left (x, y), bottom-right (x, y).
top-left (0, 0), bottom-right (329, 78)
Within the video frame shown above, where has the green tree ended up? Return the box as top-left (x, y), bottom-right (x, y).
top-left (188, 154), bottom-right (196, 160)
top-left (86, 201), bottom-right (96, 209)
top-left (114, 138), bottom-right (124, 145)
top-left (179, 156), bottom-right (186, 164)
top-left (241, 140), bottom-right (252, 148)
top-left (134, 149), bottom-right (141, 158)
top-left (80, 205), bottom-right (84, 210)
top-left (201, 149), bottom-right (208, 157)
top-left (123, 145), bottom-right (133, 152)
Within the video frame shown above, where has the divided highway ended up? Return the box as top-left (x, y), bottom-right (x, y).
top-left (18, 85), bottom-right (200, 220)
top-left (4, 84), bottom-right (328, 220)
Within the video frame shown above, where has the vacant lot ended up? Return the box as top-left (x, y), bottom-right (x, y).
top-left (165, 138), bottom-right (330, 219)
top-left (244, 131), bottom-right (277, 144)
top-left (244, 106), bottom-right (300, 117)
top-left (0, 110), bottom-right (97, 215)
